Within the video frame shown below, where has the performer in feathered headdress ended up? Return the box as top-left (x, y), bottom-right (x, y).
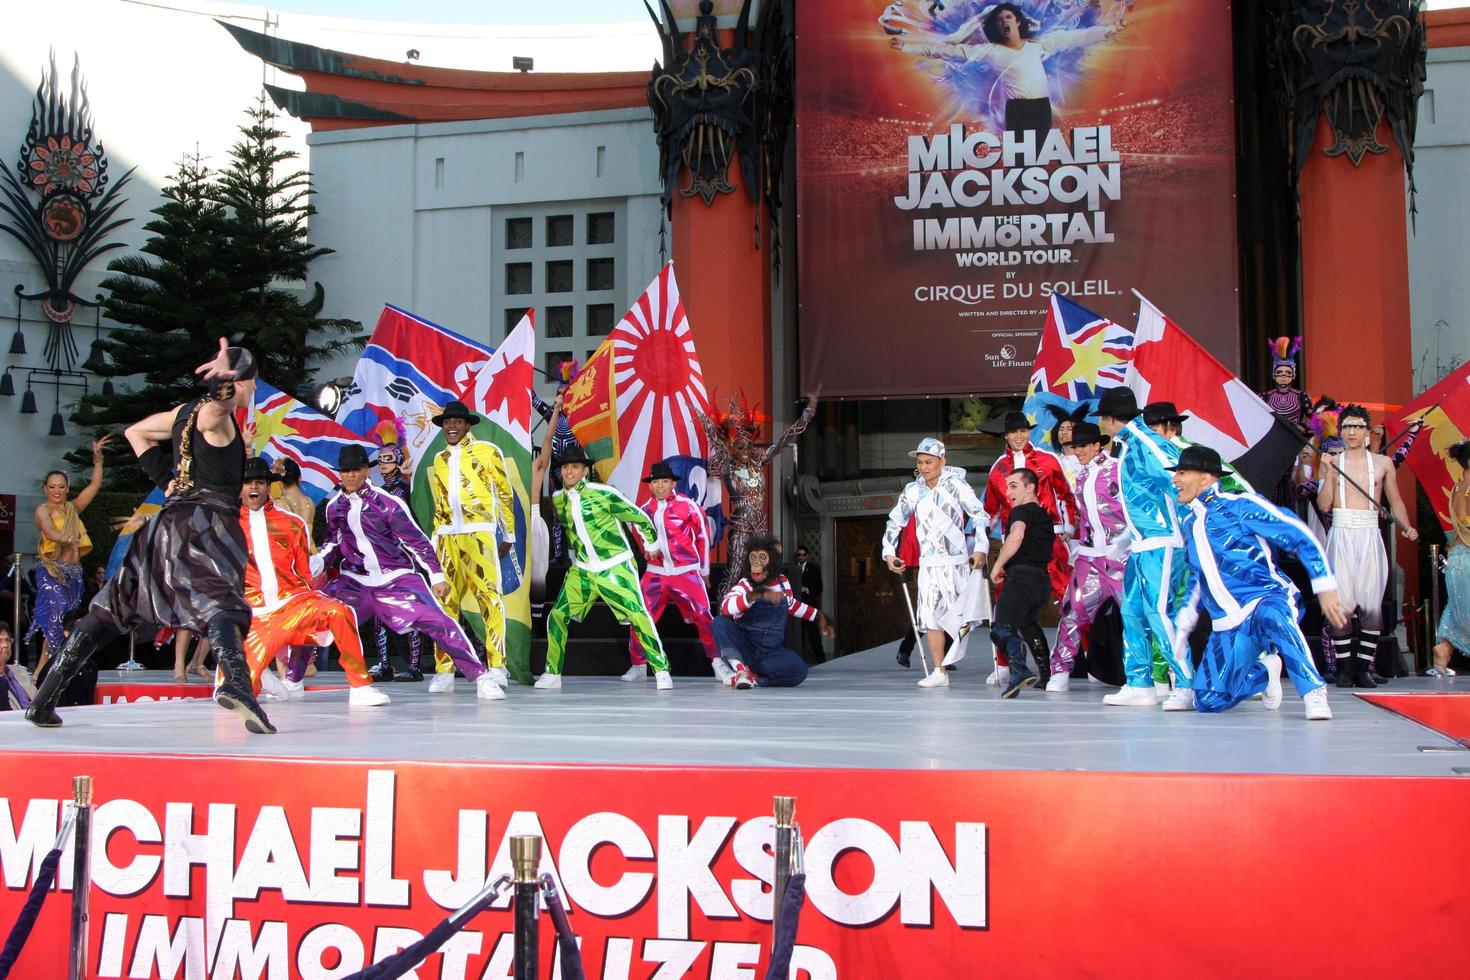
top-left (1261, 337), bottom-right (1311, 429)
top-left (1260, 337), bottom-right (1313, 510)
top-left (698, 391), bottom-right (818, 597)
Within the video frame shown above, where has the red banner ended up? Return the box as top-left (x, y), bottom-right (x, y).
top-left (2, 754), bottom-right (1469, 978)
top-left (796, 0), bottom-right (1240, 397)
top-left (89, 683), bottom-right (345, 705)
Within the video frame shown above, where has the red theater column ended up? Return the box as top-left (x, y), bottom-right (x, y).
top-left (1298, 116), bottom-right (1419, 607)
top-left (670, 160), bottom-right (772, 412)
top-left (1298, 116), bottom-right (1412, 411)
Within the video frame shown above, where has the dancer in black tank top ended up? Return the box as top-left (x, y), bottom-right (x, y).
top-left (27, 340), bottom-right (275, 734)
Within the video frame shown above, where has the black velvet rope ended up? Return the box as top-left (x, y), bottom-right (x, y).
top-left (764, 872), bottom-right (808, 980)
top-left (0, 847), bottom-right (63, 979)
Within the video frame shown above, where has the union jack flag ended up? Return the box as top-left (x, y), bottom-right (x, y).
top-left (251, 381), bottom-right (376, 505)
top-left (1022, 294), bottom-right (1135, 449)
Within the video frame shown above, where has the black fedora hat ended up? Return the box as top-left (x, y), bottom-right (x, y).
top-left (431, 399), bottom-right (480, 427)
top-left (1143, 401), bottom-right (1190, 427)
top-left (1068, 421), bottom-right (1103, 447)
top-left (339, 445), bottom-right (373, 471)
top-left (1167, 444), bottom-right (1229, 476)
top-left (642, 460), bottom-right (677, 483)
top-left (1096, 387), bottom-right (1141, 421)
top-left (1002, 409), bottom-right (1031, 434)
top-left (557, 444), bottom-right (594, 467)
top-left (242, 456), bottom-right (282, 483)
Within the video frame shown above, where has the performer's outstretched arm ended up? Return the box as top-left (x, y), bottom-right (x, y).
top-left (531, 395), bottom-right (560, 506)
top-left (758, 395), bottom-right (818, 466)
top-left (73, 436), bottom-right (112, 513)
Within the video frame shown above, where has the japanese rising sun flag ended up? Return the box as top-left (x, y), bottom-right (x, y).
top-left (1022, 293), bottom-right (1135, 450)
top-left (337, 305), bottom-right (537, 685)
top-left (563, 262), bottom-right (711, 505)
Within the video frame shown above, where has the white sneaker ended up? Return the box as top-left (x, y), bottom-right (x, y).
top-left (711, 658), bottom-right (735, 683)
top-left (1044, 673), bottom-right (1071, 693)
top-left (1161, 688), bottom-right (1196, 712)
top-left (1262, 654), bottom-right (1283, 710)
top-left (427, 672), bottom-right (455, 694)
top-left (259, 669), bottom-right (289, 702)
top-left (1303, 686), bottom-right (1332, 721)
top-left (1154, 681), bottom-right (1172, 701)
top-left (489, 667), bottom-right (509, 687)
top-left (655, 670), bottom-right (673, 691)
top-left (349, 685), bottom-right (391, 706)
top-left (1103, 686), bottom-right (1159, 706)
top-left (534, 673), bottom-right (562, 690)
top-left (985, 665), bottom-right (1010, 687)
top-left (619, 665), bottom-right (646, 682)
top-left (283, 678), bottom-right (306, 700)
top-left (918, 669), bottom-right (950, 689)
top-left (476, 674), bottom-right (506, 700)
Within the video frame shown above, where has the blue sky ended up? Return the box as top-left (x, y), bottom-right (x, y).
top-left (266, 0), bottom-right (658, 23)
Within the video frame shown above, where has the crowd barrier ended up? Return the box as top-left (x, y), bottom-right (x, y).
top-left (0, 776), bottom-right (92, 980)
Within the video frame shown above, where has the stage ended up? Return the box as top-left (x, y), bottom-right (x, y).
top-left (2, 648), bottom-right (1469, 978)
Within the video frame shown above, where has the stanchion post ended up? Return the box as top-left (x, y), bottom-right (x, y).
top-left (1422, 600), bottom-right (1432, 674)
top-left (10, 554), bottom-right (21, 663)
top-left (512, 835), bottom-right (541, 980)
top-left (773, 796), bottom-right (795, 939)
top-left (1429, 545), bottom-right (1442, 673)
top-left (68, 776), bottom-right (93, 980)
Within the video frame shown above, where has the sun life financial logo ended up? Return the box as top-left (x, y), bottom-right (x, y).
top-left (985, 342), bottom-right (1027, 368)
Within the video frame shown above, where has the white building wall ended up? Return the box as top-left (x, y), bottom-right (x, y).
top-left (1409, 43), bottom-right (1470, 393)
top-left (305, 108), bottom-right (666, 405)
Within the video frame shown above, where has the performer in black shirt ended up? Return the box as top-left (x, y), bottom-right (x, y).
top-left (991, 468), bottom-right (1057, 699)
top-left (27, 340), bottom-right (274, 734)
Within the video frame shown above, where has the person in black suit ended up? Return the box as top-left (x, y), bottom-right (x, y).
top-left (794, 546), bottom-right (825, 663)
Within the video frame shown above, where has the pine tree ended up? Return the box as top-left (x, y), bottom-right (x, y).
top-left (71, 98), bottom-right (363, 488)
top-left (211, 97), bottom-right (360, 390)
top-left (72, 153), bottom-right (236, 490)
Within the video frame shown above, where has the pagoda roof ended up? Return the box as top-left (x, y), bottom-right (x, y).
top-left (221, 21), bottom-right (649, 132)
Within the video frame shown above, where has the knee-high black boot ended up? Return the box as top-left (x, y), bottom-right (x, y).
top-left (1023, 624), bottom-right (1051, 686)
top-left (209, 619), bottom-right (276, 735)
top-left (27, 615), bottom-right (112, 727)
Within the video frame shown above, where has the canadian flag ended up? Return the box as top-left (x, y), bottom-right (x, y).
top-left (1127, 294), bottom-right (1301, 493)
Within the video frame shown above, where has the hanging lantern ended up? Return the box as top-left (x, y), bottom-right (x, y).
top-left (20, 389), bottom-right (38, 414)
top-left (49, 411), bottom-right (66, 437)
top-left (0, 372), bottom-right (12, 397)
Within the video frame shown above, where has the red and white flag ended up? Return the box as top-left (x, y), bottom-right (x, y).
top-left (1127, 294), bottom-right (1300, 492)
top-left (602, 262), bottom-right (712, 504)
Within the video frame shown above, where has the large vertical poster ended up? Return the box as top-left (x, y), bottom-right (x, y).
top-left (796, 1), bottom-right (1240, 397)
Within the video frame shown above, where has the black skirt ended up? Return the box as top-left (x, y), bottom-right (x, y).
top-left (90, 488), bottom-right (252, 635)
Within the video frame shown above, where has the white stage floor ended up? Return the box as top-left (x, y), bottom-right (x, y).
top-left (1, 646), bottom-right (1466, 777)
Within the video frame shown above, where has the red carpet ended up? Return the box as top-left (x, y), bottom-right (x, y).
top-left (1360, 692), bottom-right (1470, 742)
